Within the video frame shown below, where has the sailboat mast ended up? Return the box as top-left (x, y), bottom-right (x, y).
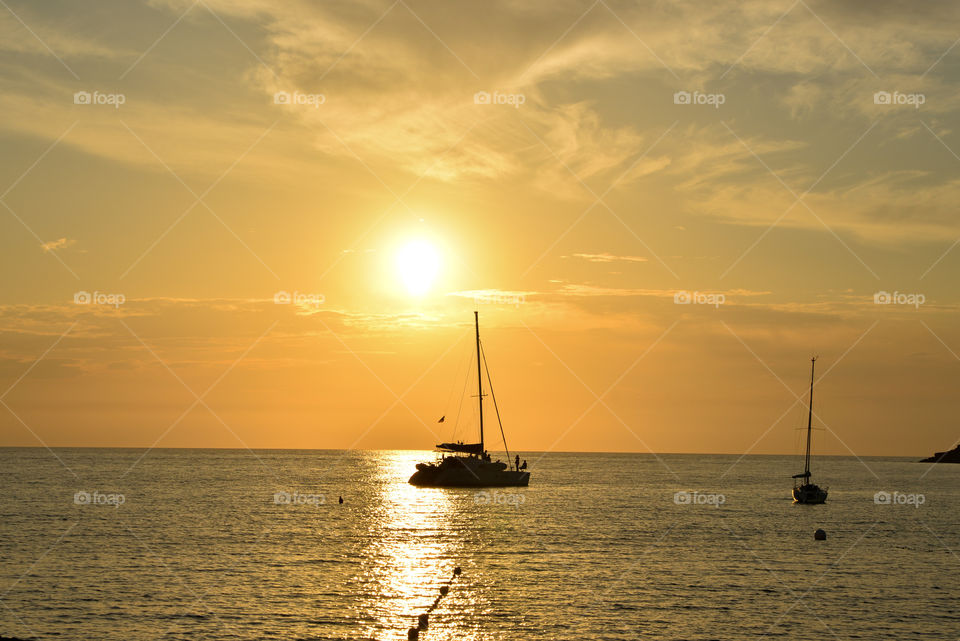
top-left (804, 356), bottom-right (816, 477)
top-left (475, 311), bottom-right (484, 452)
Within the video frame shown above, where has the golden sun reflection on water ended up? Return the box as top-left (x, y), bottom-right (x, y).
top-left (354, 451), bottom-right (480, 640)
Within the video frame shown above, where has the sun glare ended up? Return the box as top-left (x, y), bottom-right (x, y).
top-left (396, 239), bottom-right (440, 296)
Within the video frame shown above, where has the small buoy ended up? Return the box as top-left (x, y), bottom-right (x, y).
top-left (814, 528), bottom-right (826, 540)
top-left (418, 613), bottom-right (428, 630)
top-left (439, 585), bottom-right (449, 596)
top-left (408, 627), bottom-right (419, 640)
top-left (453, 566), bottom-right (461, 576)
top-left (339, 496), bottom-right (343, 504)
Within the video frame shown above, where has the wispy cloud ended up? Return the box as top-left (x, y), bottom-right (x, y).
top-left (40, 238), bottom-right (76, 253)
top-left (564, 253), bottom-right (648, 264)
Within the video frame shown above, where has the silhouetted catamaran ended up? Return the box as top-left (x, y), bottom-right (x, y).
top-left (792, 357), bottom-right (828, 504)
top-left (409, 311), bottom-right (530, 487)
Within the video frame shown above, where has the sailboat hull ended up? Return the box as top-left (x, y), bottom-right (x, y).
top-left (792, 484), bottom-right (828, 504)
top-left (409, 456), bottom-right (530, 487)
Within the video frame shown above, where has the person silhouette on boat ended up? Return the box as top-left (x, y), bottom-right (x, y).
top-left (515, 454), bottom-right (520, 471)
top-left (520, 460), bottom-right (527, 470)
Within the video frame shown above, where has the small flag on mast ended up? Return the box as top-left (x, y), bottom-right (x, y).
top-left (438, 416), bottom-right (445, 423)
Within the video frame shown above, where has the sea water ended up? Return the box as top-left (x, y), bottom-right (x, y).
top-left (1, 448), bottom-right (957, 639)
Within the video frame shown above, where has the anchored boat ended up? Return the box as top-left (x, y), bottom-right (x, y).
top-left (409, 312), bottom-right (530, 488)
top-left (792, 357), bottom-right (828, 504)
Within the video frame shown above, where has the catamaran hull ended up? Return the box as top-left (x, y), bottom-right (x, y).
top-left (409, 468), bottom-right (530, 487)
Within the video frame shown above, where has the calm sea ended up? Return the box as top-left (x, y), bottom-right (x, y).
top-left (1, 448), bottom-right (957, 640)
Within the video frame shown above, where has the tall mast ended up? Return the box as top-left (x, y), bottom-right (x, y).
top-left (804, 356), bottom-right (816, 477)
top-left (475, 311), bottom-right (484, 452)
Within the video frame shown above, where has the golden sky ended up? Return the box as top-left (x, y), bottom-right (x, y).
top-left (2, 0), bottom-right (959, 456)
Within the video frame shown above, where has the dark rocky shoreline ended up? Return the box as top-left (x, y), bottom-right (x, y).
top-left (920, 444), bottom-right (960, 463)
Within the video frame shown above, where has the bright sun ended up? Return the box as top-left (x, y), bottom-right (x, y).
top-left (396, 239), bottom-right (440, 296)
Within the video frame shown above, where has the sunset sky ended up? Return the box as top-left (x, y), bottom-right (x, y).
top-left (2, 0), bottom-right (960, 456)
